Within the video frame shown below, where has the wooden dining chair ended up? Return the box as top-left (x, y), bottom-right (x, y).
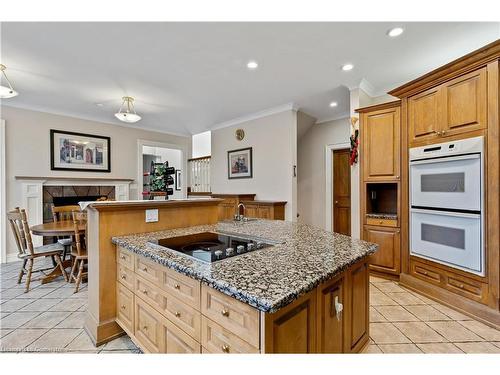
top-left (51, 204), bottom-right (81, 256)
top-left (7, 207), bottom-right (68, 292)
top-left (69, 211), bottom-right (88, 293)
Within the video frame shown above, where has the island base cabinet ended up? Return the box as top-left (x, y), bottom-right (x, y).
top-left (344, 261), bottom-right (369, 353)
top-left (317, 276), bottom-right (344, 353)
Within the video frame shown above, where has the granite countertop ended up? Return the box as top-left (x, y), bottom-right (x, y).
top-left (366, 212), bottom-right (398, 220)
top-left (112, 220), bottom-right (378, 313)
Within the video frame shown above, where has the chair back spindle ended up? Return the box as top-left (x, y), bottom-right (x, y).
top-left (72, 211), bottom-right (87, 256)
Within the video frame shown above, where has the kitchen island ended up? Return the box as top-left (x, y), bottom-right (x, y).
top-left (84, 199), bottom-right (377, 353)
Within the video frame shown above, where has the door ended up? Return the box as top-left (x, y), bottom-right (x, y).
top-left (364, 226), bottom-right (401, 275)
top-left (333, 149), bottom-right (351, 235)
top-left (363, 106), bottom-right (401, 180)
top-left (317, 276), bottom-right (344, 353)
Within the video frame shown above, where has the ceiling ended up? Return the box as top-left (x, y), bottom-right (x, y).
top-left (1, 22), bottom-right (499, 135)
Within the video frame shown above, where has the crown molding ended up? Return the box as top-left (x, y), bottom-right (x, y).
top-left (347, 78), bottom-right (389, 98)
top-left (210, 102), bottom-right (299, 131)
top-left (0, 103), bottom-right (191, 138)
top-left (315, 112), bottom-right (350, 125)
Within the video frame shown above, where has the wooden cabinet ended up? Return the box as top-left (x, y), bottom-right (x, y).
top-left (240, 200), bottom-right (286, 220)
top-left (211, 194), bottom-right (256, 221)
top-left (201, 317), bottom-right (259, 354)
top-left (364, 226), bottom-right (401, 276)
top-left (316, 276), bottom-right (344, 353)
top-left (408, 67), bottom-right (487, 146)
top-left (135, 297), bottom-right (163, 353)
top-left (362, 105), bottom-right (400, 181)
top-left (116, 282), bottom-right (134, 334)
top-left (163, 316), bottom-right (201, 354)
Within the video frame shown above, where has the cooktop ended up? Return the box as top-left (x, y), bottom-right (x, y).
top-left (149, 232), bottom-right (273, 263)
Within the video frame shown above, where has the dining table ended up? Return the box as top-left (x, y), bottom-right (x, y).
top-left (30, 220), bottom-right (86, 284)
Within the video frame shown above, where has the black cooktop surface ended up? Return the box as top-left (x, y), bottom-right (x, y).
top-left (149, 232), bottom-right (273, 263)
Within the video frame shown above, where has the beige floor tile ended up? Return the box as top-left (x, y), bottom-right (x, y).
top-left (416, 343), bottom-right (463, 353)
top-left (454, 342), bottom-right (500, 354)
top-left (457, 320), bottom-right (500, 341)
top-left (369, 276), bottom-right (392, 283)
top-left (385, 292), bottom-right (427, 306)
top-left (65, 330), bottom-right (98, 352)
top-left (427, 321), bottom-right (482, 342)
top-left (19, 299), bottom-right (62, 312)
top-left (69, 289), bottom-right (88, 299)
top-left (49, 298), bottom-right (86, 312)
top-left (394, 321), bottom-right (446, 343)
top-left (362, 343), bottom-right (382, 353)
top-left (22, 311), bottom-right (70, 328)
top-left (370, 292), bottom-right (398, 306)
top-left (56, 312), bottom-right (85, 329)
top-left (378, 343), bottom-right (422, 353)
top-left (375, 306), bottom-right (419, 322)
top-left (102, 335), bottom-right (139, 351)
top-left (405, 291), bottom-right (436, 304)
top-left (0, 298), bottom-right (36, 312)
top-left (404, 305), bottom-right (450, 321)
top-left (370, 322), bottom-right (411, 344)
top-left (26, 328), bottom-right (81, 352)
top-left (370, 307), bottom-right (387, 322)
top-left (0, 328), bottom-right (47, 351)
top-left (0, 311), bottom-right (40, 329)
top-left (374, 282), bottom-right (407, 293)
top-left (77, 305), bottom-right (87, 312)
top-left (430, 304), bottom-right (472, 321)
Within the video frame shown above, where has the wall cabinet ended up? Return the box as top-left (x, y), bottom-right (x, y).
top-left (408, 67), bottom-right (487, 146)
top-left (241, 200), bottom-right (286, 220)
top-left (211, 194), bottom-right (256, 221)
top-left (364, 226), bottom-right (401, 276)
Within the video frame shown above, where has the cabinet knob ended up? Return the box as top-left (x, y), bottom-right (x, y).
top-left (120, 305), bottom-right (126, 310)
top-left (142, 267), bottom-right (148, 272)
top-left (379, 220), bottom-right (383, 224)
top-left (441, 130), bottom-right (447, 135)
top-left (459, 284), bottom-right (464, 289)
top-left (142, 289), bottom-right (148, 294)
top-left (121, 274), bottom-right (126, 279)
top-left (396, 176), bottom-right (400, 180)
top-left (335, 201), bottom-right (339, 205)
top-left (120, 255), bottom-right (126, 260)
top-left (221, 344), bottom-right (230, 353)
top-left (435, 130), bottom-right (441, 136)
top-left (174, 283), bottom-right (181, 289)
top-left (221, 308), bottom-right (230, 317)
top-left (175, 311), bottom-right (181, 318)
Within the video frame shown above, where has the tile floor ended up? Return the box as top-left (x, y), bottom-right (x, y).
top-left (1, 260), bottom-right (500, 353)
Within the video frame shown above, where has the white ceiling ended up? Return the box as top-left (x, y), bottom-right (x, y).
top-left (1, 22), bottom-right (499, 135)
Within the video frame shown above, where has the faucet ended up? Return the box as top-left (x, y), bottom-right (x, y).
top-left (235, 203), bottom-right (246, 221)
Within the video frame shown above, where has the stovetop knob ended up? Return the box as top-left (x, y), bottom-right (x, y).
top-left (236, 245), bottom-right (245, 254)
top-left (247, 243), bottom-right (255, 251)
top-left (225, 247), bottom-right (235, 256)
top-left (214, 250), bottom-right (223, 259)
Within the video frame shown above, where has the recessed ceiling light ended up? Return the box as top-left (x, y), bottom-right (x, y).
top-left (341, 63), bottom-right (354, 71)
top-left (387, 27), bottom-right (404, 37)
top-left (247, 60), bottom-right (258, 70)
top-left (95, 103), bottom-right (104, 107)
top-left (329, 101), bottom-right (338, 108)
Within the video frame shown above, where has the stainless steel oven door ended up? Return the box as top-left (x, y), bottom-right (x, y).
top-left (410, 154), bottom-right (481, 212)
top-left (410, 208), bottom-right (483, 275)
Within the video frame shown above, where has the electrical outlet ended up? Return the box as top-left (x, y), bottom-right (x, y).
top-left (145, 209), bottom-right (159, 223)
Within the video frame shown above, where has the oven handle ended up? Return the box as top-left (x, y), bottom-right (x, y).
top-left (410, 153), bottom-right (480, 166)
top-left (410, 208), bottom-right (481, 219)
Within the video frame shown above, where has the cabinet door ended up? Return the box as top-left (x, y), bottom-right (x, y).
top-left (135, 297), bottom-right (164, 353)
top-left (442, 68), bottom-right (487, 136)
top-left (363, 107), bottom-right (400, 181)
top-left (163, 317), bottom-right (201, 354)
top-left (116, 282), bottom-right (134, 334)
top-left (408, 86), bottom-right (441, 144)
top-left (344, 261), bottom-right (369, 353)
top-left (364, 226), bottom-right (401, 275)
top-left (257, 206), bottom-right (271, 219)
top-left (317, 276), bottom-right (344, 353)
top-left (245, 204), bottom-right (259, 218)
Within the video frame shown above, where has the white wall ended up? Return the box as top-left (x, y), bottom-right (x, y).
top-left (211, 110), bottom-right (297, 221)
top-left (2, 106), bottom-right (191, 260)
top-left (192, 131), bottom-right (211, 158)
top-left (297, 117), bottom-right (350, 229)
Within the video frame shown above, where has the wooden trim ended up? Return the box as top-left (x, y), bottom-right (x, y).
top-left (187, 192), bottom-right (212, 196)
top-left (240, 200), bottom-right (287, 206)
top-left (400, 98), bottom-right (410, 274)
top-left (15, 176), bottom-right (134, 181)
top-left (86, 198), bottom-right (223, 211)
top-left (188, 155), bottom-right (211, 162)
top-left (389, 40), bottom-right (500, 98)
top-left (355, 100), bottom-right (401, 113)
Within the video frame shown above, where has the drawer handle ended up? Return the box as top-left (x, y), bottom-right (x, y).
top-left (120, 255), bottom-right (126, 260)
top-left (423, 271), bottom-right (428, 275)
top-left (142, 267), bottom-right (148, 272)
top-left (142, 289), bottom-right (148, 294)
top-left (221, 344), bottom-right (230, 353)
top-left (221, 308), bottom-right (230, 317)
top-left (121, 274), bottom-right (126, 279)
top-left (120, 305), bottom-right (126, 310)
top-left (174, 284), bottom-right (181, 289)
top-left (143, 325), bottom-right (148, 331)
top-left (379, 220), bottom-right (383, 224)
top-left (175, 311), bottom-right (181, 318)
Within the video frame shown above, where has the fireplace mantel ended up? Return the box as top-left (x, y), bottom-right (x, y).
top-left (15, 176), bottom-right (134, 182)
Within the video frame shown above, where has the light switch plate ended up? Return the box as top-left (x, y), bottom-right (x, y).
top-left (145, 209), bottom-right (159, 223)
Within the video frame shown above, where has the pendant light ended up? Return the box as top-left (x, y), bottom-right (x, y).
top-left (114, 96), bottom-right (141, 123)
top-left (0, 64), bottom-right (19, 99)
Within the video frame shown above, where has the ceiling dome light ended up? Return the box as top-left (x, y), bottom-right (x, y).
top-left (329, 101), bottom-right (338, 107)
top-left (247, 60), bottom-right (258, 70)
top-left (114, 96), bottom-right (142, 123)
top-left (387, 27), bottom-right (404, 37)
top-left (341, 63), bottom-right (354, 71)
top-left (0, 64), bottom-right (19, 98)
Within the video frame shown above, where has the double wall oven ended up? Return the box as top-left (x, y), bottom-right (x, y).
top-left (409, 136), bottom-right (484, 276)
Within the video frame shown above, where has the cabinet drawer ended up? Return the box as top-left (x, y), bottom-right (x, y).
top-left (411, 261), bottom-right (442, 284)
top-left (163, 317), bottom-right (201, 354)
top-left (366, 218), bottom-right (397, 227)
top-left (161, 269), bottom-right (201, 309)
top-left (135, 256), bottom-right (161, 285)
top-left (116, 282), bottom-right (134, 334)
top-left (445, 275), bottom-right (488, 303)
top-left (117, 263), bottom-right (135, 291)
top-left (201, 285), bottom-right (259, 348)
top-left (117, 247), bottom-right (135, 269)
top-left (135, 274), bottom-right (163, 311)
top-left (201, 317), bottom-right (259, 354)
top-left (164, 294), bottom-right (201, 340)
top-left (135, 297), bottom-right (163, 353)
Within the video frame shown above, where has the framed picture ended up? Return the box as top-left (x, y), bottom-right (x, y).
top-left (227, 147), bottom-right (252, 179)
top-left (50, 130), bottom-right (111, 172)
top-left (175, 169), bottom-right (182, 191)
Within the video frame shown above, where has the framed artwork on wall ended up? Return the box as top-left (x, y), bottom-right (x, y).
top-left (50, 130), bottom-right (111, 172)
top-left (227, 147), bottom-right (252, 179)
top-left (175, 169), bottom-right (182, 191)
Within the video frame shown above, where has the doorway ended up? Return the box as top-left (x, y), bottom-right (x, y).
top-left (333, 149), bottom-right (351, 235)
